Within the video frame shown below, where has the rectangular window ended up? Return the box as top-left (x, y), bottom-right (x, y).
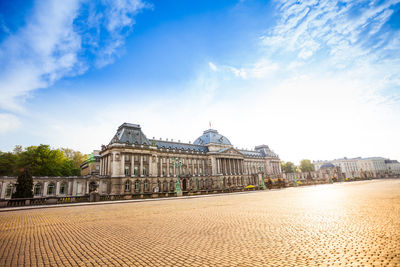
top-left (125, 166), bottom-right (130, 176)
top-left (134, 155), bottom-right (139, 161)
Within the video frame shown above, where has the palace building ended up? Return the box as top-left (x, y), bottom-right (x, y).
top-left (98, 123), bottom-right (281, 196)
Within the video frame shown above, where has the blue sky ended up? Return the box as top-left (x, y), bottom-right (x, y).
top-left (0, 0), bottom-right (400, 163)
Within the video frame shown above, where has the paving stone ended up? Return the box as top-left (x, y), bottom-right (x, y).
top-left (0, 180), bottom-right (399, 266)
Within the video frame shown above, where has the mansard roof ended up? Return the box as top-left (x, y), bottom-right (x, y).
top-left (239, 150), bottom-right (264, 157)
top-left (109, 123), bottom-right (150, 145)
top-left (254, 145), bottom-right (278, 157)
top-left (149, 140), bottom-right (208, 152)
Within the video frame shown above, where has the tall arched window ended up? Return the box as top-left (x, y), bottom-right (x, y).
top-left (6, 184), bottom-right (14, 198)
top-left (34, 183), bottom-right (42, 196)
top-left (144, 180), bottom-right (148, 192)
top-left (47, 183), bottom-right (55, 195)
top-left (60, 183), bottom-right (67, 195)
top-left (143, 167), bottom-right (147, 176)
top-left (125, 180), bottom-right (130, 191)
top-left (169, 180), bottom-right (174, 192)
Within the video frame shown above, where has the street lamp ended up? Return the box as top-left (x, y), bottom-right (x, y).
top-left (258, 164), bottom-right (266, 190)
top-left (293, 166), bottom-right (298, 187)
top-left (172, 157), bottom-right (183, 196)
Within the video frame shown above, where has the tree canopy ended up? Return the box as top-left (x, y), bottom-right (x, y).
top-left (299, 159), bottom-right (315, 172)
top-left (281, 161), bottom-right (296, 173)
top-left (0, 145), bottom-right (86, 176)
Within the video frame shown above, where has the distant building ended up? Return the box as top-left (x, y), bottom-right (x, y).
top-left (314, 158), bottom-right (360, 178)
top-left (80, 150), bottom-right (101, 176)
top-left (357, 157), bottom-right (387, 178)
top-left (314, 156), bottom-right (399, 178)
top-left (384, 160), bottom-right (400, 176)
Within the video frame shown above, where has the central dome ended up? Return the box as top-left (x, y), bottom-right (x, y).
top-left (193, 129), bottom-right (232, 146)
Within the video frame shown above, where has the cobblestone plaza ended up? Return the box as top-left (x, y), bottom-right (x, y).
top-left (1, 180), bottom-right (399, 266)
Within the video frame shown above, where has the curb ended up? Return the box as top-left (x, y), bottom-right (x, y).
top-left (0, 190), bottom-right (264, 212)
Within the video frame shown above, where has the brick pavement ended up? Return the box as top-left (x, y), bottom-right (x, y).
top-left (1, 179), bottom-right (399, 266)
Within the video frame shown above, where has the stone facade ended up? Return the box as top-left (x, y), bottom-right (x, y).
top-left (284, 164), bottom-right (343, 185)
top-left (99, 123), bottom-right (281, 196)
top-left (313, 156), bottom-right (399, 179)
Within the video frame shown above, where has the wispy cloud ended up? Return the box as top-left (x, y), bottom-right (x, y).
top-left (0, 0), bottom-right (148, 126)
top-left (0, 113), bottom-right (21, 133)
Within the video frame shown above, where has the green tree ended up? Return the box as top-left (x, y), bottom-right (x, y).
top-left (0, 151), bottom-right (17, 176)
top-left (13, 145), bottom-right (23, 154)
top-left (16, 145), bottom-right (81, 176)
top-left (61, 148), bottom-right (87, 170)
top-left (281, 161), bottom-right (296, 173)
top-left (299, 159), bottom-right (315, 172)
top-left (13, 168), bottom-right (33, 198)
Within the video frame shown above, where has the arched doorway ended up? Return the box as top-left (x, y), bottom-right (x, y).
top-left (89, 181), bottom-right (98, 193)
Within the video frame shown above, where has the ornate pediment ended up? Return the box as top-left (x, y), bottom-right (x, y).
top-left (215, 147), bottom-right (244, 157)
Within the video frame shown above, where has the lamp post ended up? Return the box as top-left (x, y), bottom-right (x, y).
top-left (172, 157), bottom-right (183, 196)
top-left (258, 164), bottom-right (266, 190)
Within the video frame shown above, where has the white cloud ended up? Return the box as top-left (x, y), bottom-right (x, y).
top-left (209, 62), bottom-right (218, 71)
top-left (0, 113), bottom-right (21, 133)
top-left (0, 0), bottom-right (148, 112)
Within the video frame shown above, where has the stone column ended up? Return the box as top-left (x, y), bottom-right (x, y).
top-left (160, 157), bottom-right (163, 177)
top-left (210, 157), bottom-right (217, 175)
top-left (167, 157), bottom-right (170, 177)
top-left (202, 159), bottom-right (205, 176)
top-left (216, 158), bottom-right (220, 174)
top-left (1, 182), bottom-right (6, 199)
top-left (56, 181), bottom-right (60, 196)
top-left (197, 158), bottom-right (200, 176)
top-left (153, 156), bottom-right (158, 177)
top-left (121, 154), bottom-right (125, 177)
top-left (107, 155), bottom-right (111, 176)
top-left (131, 154), bottom-right (135, 177)
top-left (43, 182), bottom-right (48, 197)
top-left (173, 157), bottom-right (176, 177)
top-left (68, 181), bottom-right (73, 195)
top-left (149, 155), bottom-right (153, 177)
top-left (101, 157), bottom-right (104, 176)
top-left (140, 155), bottom-right (144, 177)
top-left (192, 159), bottom-right (195, 175)
top-left (228, 159), bottom-right (232, 175)
top-left (86, 181), bottom-right (89, 194)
